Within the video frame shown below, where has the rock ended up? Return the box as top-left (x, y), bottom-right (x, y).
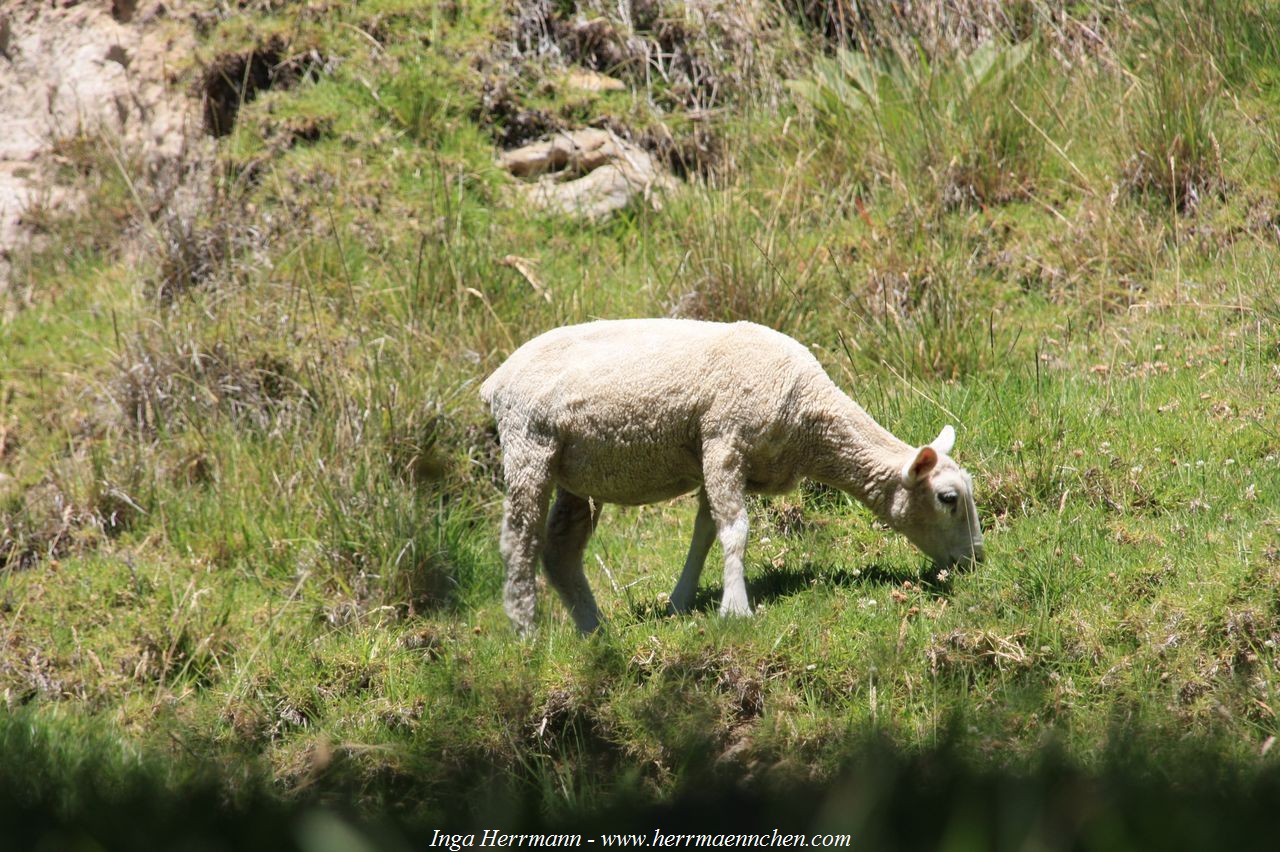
top-left (0, 0), bottom-right (199, 283)
top-left (498, 127), bottom-right (619, 178)
top-left (498, 128), bottom-right (676, 221)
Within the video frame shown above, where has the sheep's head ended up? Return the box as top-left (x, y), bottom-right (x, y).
top-left (892, 425), bottom-right (984, 571)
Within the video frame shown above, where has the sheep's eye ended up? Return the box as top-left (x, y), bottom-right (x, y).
top-left (938, 491), bottom-right (958, 506)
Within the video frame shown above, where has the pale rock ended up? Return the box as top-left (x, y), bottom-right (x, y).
top-left (498, 128), bottom-right (675, 221)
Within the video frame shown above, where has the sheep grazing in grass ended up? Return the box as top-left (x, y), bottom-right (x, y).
top-left (481, 319), bottom-right (984, 635)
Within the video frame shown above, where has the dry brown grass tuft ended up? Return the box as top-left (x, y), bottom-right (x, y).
top-left (926, 628), bottom-right (1034, 677)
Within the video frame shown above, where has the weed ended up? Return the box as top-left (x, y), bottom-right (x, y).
top-left (1135, 0), bottom-right (1280, 88)
top-left (1122, 43), bottom-right (1224, 213)
top-left (662, 188), bottom-right (819, 332)
top-left (833, 234), bottom-right (1008, 380)
top-left (791, 40), bottom-right (1045, 210)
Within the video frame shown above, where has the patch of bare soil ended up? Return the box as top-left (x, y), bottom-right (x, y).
top-left (0, 0), bottom-right (200, 284)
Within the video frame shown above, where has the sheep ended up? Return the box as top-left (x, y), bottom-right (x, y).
top-left (481, 318), bottom-right (984, 635)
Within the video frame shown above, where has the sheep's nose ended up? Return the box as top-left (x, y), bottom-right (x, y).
top-left (955, 543), bottom-right (984, 566)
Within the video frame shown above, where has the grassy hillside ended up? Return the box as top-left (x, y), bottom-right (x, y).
top-left (3, 0), bottom-right (1280, 835)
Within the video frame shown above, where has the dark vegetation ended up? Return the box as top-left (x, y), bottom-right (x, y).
top-left (6, 710), bottom-right (1280, 849)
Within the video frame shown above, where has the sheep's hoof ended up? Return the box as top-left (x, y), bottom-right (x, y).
top-left (718, 599), bottom-right (753, 618)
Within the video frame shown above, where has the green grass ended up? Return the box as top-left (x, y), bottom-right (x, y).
top-left (3, 0), bottom-right (1280, 835)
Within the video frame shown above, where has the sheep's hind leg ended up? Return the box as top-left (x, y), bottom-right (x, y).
top-left (668, 490), bottom-right (714, 615)
top-left (543, 489), bottom-right (603, 634)
top-left (702, 444), bottom-right (752, 617)
top-left (499, 447), bottom-right (555, 637)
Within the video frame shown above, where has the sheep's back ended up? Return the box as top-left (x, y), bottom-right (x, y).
top-left (488, 314), bottom-right (798, 401)
top-left (483, 319), bottom-right (821, 435)
top-left (481, 319), bottom-right (837, 503)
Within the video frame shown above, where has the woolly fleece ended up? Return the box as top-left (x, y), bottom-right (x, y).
top-left (482, 318), bottom-right (983, 634)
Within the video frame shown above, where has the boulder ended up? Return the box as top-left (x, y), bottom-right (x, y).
top-left (498, 128), bottom-right (676, 221)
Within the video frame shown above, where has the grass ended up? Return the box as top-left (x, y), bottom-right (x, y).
top-left (2, 0), bottom-right (1280, 839)
top-left (789, 38), bottom-right (1045, 209)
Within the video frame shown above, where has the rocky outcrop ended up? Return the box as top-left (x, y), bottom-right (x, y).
top-left (0, 1), bottom-right (198, 282)
top-left (498, 128), bottom-right (676, 221)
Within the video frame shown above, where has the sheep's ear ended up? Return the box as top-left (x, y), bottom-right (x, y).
top-left (901, 445), bottom-right (939, 486)
top-left (931, 425), bottom-right (956, 455)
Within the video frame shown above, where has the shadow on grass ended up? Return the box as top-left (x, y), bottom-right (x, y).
top-left (625, 558), bottom-right (946, 623)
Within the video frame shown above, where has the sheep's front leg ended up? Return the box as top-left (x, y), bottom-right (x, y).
top-left (499, 444), bottom-right (555, 636)
top-left (702, 443), bottom-right (751, 617)
top-left (543, 489), bottom-right (603, 634)
top-left (669, 490), bottom-right (714, 615)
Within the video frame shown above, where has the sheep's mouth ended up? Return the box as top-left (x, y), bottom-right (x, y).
top-left (936, 543), bottom-right (984, 570)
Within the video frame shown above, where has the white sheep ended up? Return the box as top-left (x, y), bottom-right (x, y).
top-left (481, 318), bottom-right (984, 635)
